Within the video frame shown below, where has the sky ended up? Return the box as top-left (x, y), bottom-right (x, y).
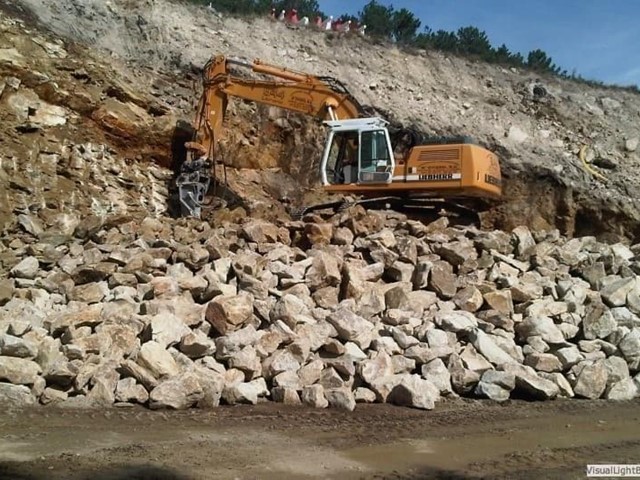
top-left (317, 0), bottom-right (640, 86)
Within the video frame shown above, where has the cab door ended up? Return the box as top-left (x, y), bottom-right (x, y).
top-left (357, 129), bottom-right (394, 184)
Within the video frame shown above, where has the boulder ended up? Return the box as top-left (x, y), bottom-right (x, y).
top-left (606, 379), bottom-right (638, 401)
top-left (555, 346), bottom-right (584, 369)
top-left (354, 387), bottom-right (377, 403)
top-left (453, 286), bottom-right (484, 313)
top-left (0, 280), bottom-right (15, 306)
top-left (435, 311), bottom-right (478, 333)
top-left (358, 351), bottom-right (394, 385)
top-left (191, 366), bottom-right (225, 408)
top-left (437, 240), bottom-right (477, 267)
top-left (179, 331), bottom-right (216, 359)
top-left (271, 386), bottom-right (301, 405)
top-left (516, 316), bottom-right (565, 344)
top-left (524, 353), bottom-right (563, 373)
top-left (150, 373), bottom-right (204, 409)
top-left (10, 256), bottom-right (39, 279)
top-left (468, 329), bottom-right (517, 367)
top-left (241, 220), bottom-right (279, 244)
top-left (40, 387), bottom-right (68, 406)
top-left (388, 374), bottom-right (440, 410)
top-left (301, 384), bottom-right (329, 408)
top-left (0, 334), bottom-right (38, 358)
top-left (474, 370), bottom-right (515, 401)
top-left (0, 383), bottom-right (36, 406)
top-left (582, 303), bottom-right (617, 340)
top-left (305, 223), bottom-right (333, 245)
top-left (600, 276), bottom-right (635, 307)
top-left (67, 282), bottom-right (109, 304)
top-left (429, 261), bottom-right (457, 299)
top-left (136, 341), bottom-right (179, 379)
top-left (228, 346), bottom-right (262, 379)
top-left (502, 364), bottom-right (559, 400)
top-left (512, 226), bottom-right (536, 259)
top-left (206, 292), bottom-right (254, 335)
top-left (604, 356), bottom-right (630, 385)
top-left (326, 308), bottom-right (374, 349)
top-left (483, 290), bottom-right (514, 315)
top-left (325, 387), bottom-right (356, 411)
top-left (0, 357), bottom-right (42, 385)
top-left (222, 378), bottom-right (269, 405)
top-left (448, 355), bottom-right (481, 395)
top-left (619, 328), bottom-right (640, 370)
top-left (421, 359), bottom-right (452, 395)
top-left (115, 377), bottom-right (149, 404)
top-left (305, 251), bottom-right (342, 291)
top-left (573, 361), bottom-right (608, 399)
top-left (150, 313), bottom-right (190, 348)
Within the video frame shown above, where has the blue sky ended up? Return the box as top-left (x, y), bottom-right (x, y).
top-left (317, 0), bottom-right (640, 86)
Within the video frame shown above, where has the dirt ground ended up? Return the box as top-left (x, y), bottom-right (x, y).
top-left (1, 399), bottom-right (639, 480)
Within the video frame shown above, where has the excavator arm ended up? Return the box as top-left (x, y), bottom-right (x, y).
top-left (177, 55), bottom-right (366, 217)
top-left (188, 56), bottom-right (365, 162)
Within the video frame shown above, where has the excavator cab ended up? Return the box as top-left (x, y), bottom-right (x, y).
top-left (321, 118), bottom-right (395, 187)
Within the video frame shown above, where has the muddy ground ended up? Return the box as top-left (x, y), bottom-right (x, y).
top-left (1, 399), bottom-right (639, 480)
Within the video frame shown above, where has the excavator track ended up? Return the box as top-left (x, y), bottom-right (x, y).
top-left (290, 195), bottom-right (488, 226)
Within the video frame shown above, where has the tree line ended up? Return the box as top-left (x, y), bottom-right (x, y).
top-left (190, 0), bottom-right (604, 81)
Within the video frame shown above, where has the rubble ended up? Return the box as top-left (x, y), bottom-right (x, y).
top-left (1, 209), bottom-right (639, 412)
top-left (1, 3), bottom-right (640, 414)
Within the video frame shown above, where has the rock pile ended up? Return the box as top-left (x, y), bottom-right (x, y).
top-left (1, 207), bottom-right (640, 410)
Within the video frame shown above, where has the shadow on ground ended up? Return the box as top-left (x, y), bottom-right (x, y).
top-left (0, 463), bottom-right (192, 480)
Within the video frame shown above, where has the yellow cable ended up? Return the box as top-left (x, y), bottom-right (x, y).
top-left (579, 145), bottom-right (608, 182)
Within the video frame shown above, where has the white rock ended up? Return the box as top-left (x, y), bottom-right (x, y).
top-left (474, 381), bottom-right (510, 401)
top-left (421, 358), bottom-right (452, 395)
top-left (150, 313), bottom-right (190, 348)
top-left (435, 311), bottom-right (478, 333)
top-left (115, 378), bottom-right (149, 404)
top-left (325, 387), bottom-right (356, 411)
top-left (222, 378), bottom-right (268, 405)
top-left (326, 308), bottom-right (375, 349)
top-left (354, 387), bottom-right (377, 403)
top-left (0, 357), bottom-right (42, 385)
top-left (301, 384), bottom-right (328, 408)
top-left (10, 257), bottom-right (39, 279)
top-left (516, 316), bottom-right (565, 344)
top-left (606, 379), bottom-right (638, 400)
top-left (150, 373), bottom-right (204, 409)
top-left (619, 328), bottom-right (640, 366)
top-left (555, 346), bottom-right (584, 369)
top-left (388, 374), bottom-right (440, 410)
top-left (506, 125), bottom-right (529, 144)
top-left (137, 341), bottom-right (180, 379)
top-left (573, 361), bottom-right (608, 399)
top-left (0, 383), bottom-right (36, 405)
top-left (0, 334), bottom-right (38, 358)
top-left (469, 329), bottom-right (517, 367)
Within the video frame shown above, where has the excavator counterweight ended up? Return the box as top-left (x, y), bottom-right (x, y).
top-left (176, 54), bottom-right (501, 218)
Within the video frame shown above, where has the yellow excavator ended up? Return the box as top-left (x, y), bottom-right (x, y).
top-left (177, 54), bottom-right (501, 218)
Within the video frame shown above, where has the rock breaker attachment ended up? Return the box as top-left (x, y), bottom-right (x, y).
top-left (176, 158), bottom-right (211, 218)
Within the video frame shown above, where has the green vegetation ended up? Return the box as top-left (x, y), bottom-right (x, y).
top-left (187, 0), bottom-right (638, 90)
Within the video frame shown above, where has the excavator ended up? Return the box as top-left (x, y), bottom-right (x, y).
top-left (177, 54), bottom-right (502, 218)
